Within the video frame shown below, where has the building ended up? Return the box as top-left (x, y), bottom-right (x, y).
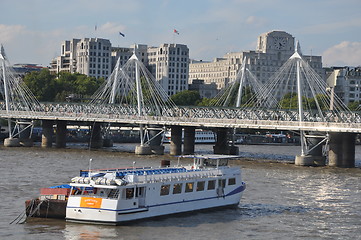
top-left (326, 67), bottom-right (361, 105)
top-left (111, 44), bottom-right (148, 69)
top-left (189, 30), bottom-right (324, 91)
top-left (188, 79), bottom-right (218, 98)
top-left (51, 40), bottom-right (190, 96)
top-left (13, 63), bottom-right (45, 77)
top-left (50, 38), bottom-right (112, 79)
top-left (50, 38), bottom-right (79, 74)
top-left (148, 44), bottom-right (189, 96)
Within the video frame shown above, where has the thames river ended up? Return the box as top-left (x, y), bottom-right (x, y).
top-left (1, 143), bottom-right (361, 240)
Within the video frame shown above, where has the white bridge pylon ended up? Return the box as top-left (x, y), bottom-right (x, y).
top-left (211, 56), bottom-right (265, 108)
top-left (90, 51), bottom-right (177, 145)
top-left (0, 44), bottom-right (40, 142)
top-left (244, 43), bottom-right (352, 156)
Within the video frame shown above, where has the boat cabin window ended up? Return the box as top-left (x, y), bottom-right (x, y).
top-left (228, 178), bottom-right (236, 185)
top-left (125, 188), bottom-right (135, 199)
top-left (160, 184), bottom-right (170, 196)
top-left (108, 189), bottom-right (120, 199)
top-left (207, 180), bottom-right (216, 190)
top-left (196, 181), bottom-right (205, 191)
top-left (185, 182), bottom-right (194, 193)
top-left (173, 183), bottom-right (182, 194)
top-left (203, 158), bottom-right (229, 167)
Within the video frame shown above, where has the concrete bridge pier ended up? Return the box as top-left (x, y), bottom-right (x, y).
top-left (295, 133), bottom-right (326, 166)
top-left (213, 128), bottom-right (239, 155)
top-left (149, 125), bottom-right (164, 155)
top-left (183, 126), bottom-right (195, 155)
top-left (328, 132), bottom-right (355, 168)
top-left (18, 119), bottom-right (33, 147)
top-left (41, 120), bottom-right (54, 148)
top-left (55, 120), bottom-right (67, 148)
top-left (170, 126), bottom-right (182, 156)
top-left (89, 122), bottom-right (103, 149)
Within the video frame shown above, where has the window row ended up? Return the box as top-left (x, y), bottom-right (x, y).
top-left (160, 178), bottom-right (236, 196)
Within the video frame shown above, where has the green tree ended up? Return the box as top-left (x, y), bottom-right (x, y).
top-left (23, 69), bottom-right (57, 101)
top-left (24, 70), bottom-right (104, 102)
top-left (170, 90), bottom-right (201, 106)
top-left (348, 101), bottom-right (360, 111)
top-left (197, 97), bottom-right (214, 106)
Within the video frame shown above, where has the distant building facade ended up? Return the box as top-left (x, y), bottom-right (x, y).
top-left (13, 63), bottom-right (45, 76)
top-left (51, 40), bottom-right (189, 96)
top-left (189, 31), bottom-right (324, 92)
top-left (188, 79), bottom-right (218, 98)
top-left (326, 67), bottom-right (361, 105)
top-left (148, 44), bottom-right (189, 96)
top-left (50, 38), bottom-right (112, 79)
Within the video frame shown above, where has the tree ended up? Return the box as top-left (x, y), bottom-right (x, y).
top-left (197, 97), bottom-right (214, 106)
top-left (170, 90), bottom-right (201, 106)
top-left (23, 69), bottom-right (57, 101)
top-left (23, 70), bottom-right (104, 102)
top-left (348, 101), bottom-right (360, 111)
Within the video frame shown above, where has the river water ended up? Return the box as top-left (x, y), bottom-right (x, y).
top-left (1, 143), bottom-right (361, 240)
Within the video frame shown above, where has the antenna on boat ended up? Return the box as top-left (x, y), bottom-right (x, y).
top-left (89, 158), bottom-right (93, 177)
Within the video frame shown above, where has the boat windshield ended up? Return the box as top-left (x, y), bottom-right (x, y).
top-left (70, 187), bottom-right (120, 199)
top-left (203, 158), bottom-right (228, 167)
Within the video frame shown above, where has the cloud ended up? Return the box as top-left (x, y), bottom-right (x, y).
top-left (99, 22), bottom-right (127, 35)
top-left (246, 16), bottom-right (267, 27)
top-left (0, 24), bottom-right (26, 43)
top-left (323, 41), bottom-right (361, 67)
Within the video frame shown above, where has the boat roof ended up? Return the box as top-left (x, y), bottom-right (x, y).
top-left (177, 154), bottom-right (240, 159)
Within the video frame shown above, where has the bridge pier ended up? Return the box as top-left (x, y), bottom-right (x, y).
top-left (213, 128), bottom-right (239, 155)
top-left (55, 120), bottom-right (67, 148)
top-left (170, 126), bottom-right (182, 156)
top-left (149, 125), bottom-right (164, 155)
top-left (41, 120), bottom-right (53, 148)
top-left (328, 132), bottom-right (355, 168)
top-left (183, 127), bottom-right (195, 155)
top-left (4, 137), bottom-right (21, 147)
top-left (295, 133), bottom-right (326, 166)
top-left (18, 119), bottom-right (33, 147)
top-left (89, 122), bottom-right (103, 149)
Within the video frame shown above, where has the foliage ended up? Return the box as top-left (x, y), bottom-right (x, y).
top-left (279, 92), bottom-right (330, 110)
top-left (170, 90), bottom-right (201, 106)
top-left (348, 101), bottom-right (360, 111)
top-left (23, 69), bottom-right (57, 101)
top-left (197, 98), bottom-right (213, 107)
top-left (23, 69), bottom-right (104, 102)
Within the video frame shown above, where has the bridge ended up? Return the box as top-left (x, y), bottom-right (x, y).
top-left (0, 44), bottom-right (360, 167)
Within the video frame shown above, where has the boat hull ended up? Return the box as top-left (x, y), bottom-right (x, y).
top-left (25, 199), bottom-right (67, 219)
top-left (66, 182), bottom-right (245, 225)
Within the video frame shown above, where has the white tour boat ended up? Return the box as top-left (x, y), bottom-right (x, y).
top-left (163, 129), bottom-right (216, 144)
top-left (66, 155), bottom-right (246, 225)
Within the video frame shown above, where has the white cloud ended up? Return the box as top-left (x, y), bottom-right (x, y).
top-left (99, 22), bottom-right (127, 35)
top-left (323, 41), bottom-right (361, 67)
top-left (0, 24), bottom-right (26, 43)
top-left (246, 16), bottom-right (267, 27)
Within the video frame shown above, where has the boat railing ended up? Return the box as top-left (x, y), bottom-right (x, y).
top-left (133, 168), bottom-right (222, 184)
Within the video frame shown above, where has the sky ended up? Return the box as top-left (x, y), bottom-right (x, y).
top-left (1, 0), bottom-right (361, 67)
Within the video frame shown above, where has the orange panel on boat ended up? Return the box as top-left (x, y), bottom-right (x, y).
top-left (80, 197), bottom-right (102, 208)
